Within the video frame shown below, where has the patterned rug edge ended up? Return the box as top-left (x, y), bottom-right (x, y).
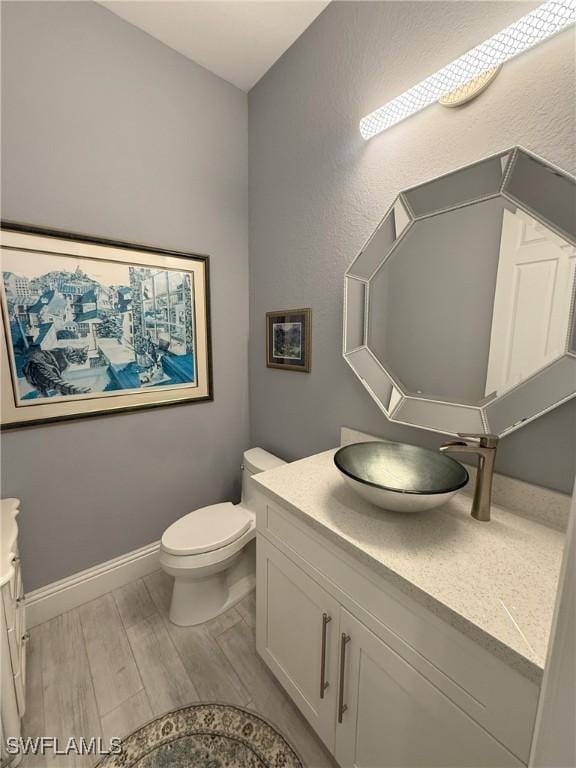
top-left (96, 702), bottom-right (305, 768)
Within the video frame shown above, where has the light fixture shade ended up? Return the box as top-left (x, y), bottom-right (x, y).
top-left (360, 0), bottom-right (576, 140)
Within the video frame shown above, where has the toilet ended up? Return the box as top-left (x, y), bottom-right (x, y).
top-left (159, 448), bottom-right (285, 626)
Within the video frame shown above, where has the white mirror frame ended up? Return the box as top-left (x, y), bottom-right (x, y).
top-left (343, 147), bottom-right (576, 437)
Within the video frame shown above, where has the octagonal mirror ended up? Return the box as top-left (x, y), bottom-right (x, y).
top-left (344, 147), bottom-right (576, 437)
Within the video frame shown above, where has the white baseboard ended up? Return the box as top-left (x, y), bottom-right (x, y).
top-left (26, 541), bottom-right (161, 628)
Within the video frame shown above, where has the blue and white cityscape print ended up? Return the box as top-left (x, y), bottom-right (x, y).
top-left (2, 255), bottom-right (196, 403)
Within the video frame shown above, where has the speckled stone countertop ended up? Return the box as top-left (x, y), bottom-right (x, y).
top-left (254, 449), bottom-right (567, 684)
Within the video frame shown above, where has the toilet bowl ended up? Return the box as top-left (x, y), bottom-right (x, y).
top-left (160, 448), bottom-right (285, 626)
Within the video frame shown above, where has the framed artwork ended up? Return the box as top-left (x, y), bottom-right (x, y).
top-left (1, 223), bottom-right (212, 429)
top-left (266, 308), bottom-right (311, 372)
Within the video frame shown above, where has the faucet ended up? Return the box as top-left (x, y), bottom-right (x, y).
top-left (439, 433), bottom-right (499, 522)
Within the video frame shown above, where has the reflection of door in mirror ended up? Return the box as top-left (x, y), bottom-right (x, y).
top-left (485, 210), bottom-right (576, 398)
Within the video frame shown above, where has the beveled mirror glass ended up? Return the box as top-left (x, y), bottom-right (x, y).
top-left (344, 147), bottom-right (576, 436)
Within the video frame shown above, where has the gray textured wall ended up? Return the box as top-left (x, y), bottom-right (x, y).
top-left (249, 1), bottom-right (576, 494)
top-left (1, 1), bottom-right (249, 590)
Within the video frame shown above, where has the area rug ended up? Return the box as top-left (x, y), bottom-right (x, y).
top-left (97, 703), bottom-right (304, 768)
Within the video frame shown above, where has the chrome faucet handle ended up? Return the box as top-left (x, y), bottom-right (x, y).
top-left (440, 438), bottom-right (469, 449)
top-left (456, 433), bottom-right (499, 449)
top-left (439, 434), bottom-right (498, 522)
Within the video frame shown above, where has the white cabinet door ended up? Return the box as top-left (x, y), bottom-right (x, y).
top-left (256, 538), bottom-right (340, 750)
top-left (335, 609), bottom-right (523, 768)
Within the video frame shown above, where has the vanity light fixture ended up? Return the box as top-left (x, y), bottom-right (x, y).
top-left (359, 0), bottom-right (576, 139)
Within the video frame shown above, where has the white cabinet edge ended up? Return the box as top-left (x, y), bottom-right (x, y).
top-left (1, 499), bottom-right (20, 589)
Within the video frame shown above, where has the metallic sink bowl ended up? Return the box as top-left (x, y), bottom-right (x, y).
top-left (334, 441), bottom-right (469, 513)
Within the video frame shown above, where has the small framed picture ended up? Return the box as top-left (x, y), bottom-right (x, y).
top-left (266, 308), bottom-right (311, 372)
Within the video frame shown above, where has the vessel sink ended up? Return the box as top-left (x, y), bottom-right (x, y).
top-left (334, 441), bottom-right (469, 513)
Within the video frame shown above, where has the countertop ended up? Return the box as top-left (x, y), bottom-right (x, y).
top-left (254, 449), bottom-right (566, 683)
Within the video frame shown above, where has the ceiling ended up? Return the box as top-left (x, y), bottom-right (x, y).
top-left (99, 1), bottom-right (329, 91)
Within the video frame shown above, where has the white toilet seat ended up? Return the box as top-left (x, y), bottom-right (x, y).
top-left (160, 516), bottom-right (255, 573)
top-left (161, 502), bottom-right (252, 556)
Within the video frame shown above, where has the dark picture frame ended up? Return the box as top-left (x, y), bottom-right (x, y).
top-left (1, 222), bottom-right (213, 430)
top-left (266, 308), bottom-right (311, 372)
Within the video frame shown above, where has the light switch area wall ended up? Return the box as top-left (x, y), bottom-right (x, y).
top-left (248, 1), bottom-right (576, 494)
top-left (1, 1), bottom-right (249, 591)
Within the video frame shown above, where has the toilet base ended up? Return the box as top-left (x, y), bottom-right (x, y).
top-left (161, 535), bottom-right (256, 627)
top-left (169, 572), bottom-right (226, 626)
top-left (169, 572), bottom-right (255, 626)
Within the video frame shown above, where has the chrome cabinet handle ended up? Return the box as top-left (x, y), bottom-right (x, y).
top-left (319, 612), bottom-right (332, 699)
top-left (338, 633), bottom-right (350, 723)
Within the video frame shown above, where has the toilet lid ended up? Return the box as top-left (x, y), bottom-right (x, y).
top-left (161, 502), bottom-right (252, 556)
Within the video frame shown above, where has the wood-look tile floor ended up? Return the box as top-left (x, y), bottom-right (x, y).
top-left (21, 572), bottom-right (336, 768)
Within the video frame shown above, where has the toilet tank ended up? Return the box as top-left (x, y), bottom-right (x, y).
top-left (241, 448), bottom-right (286, 507)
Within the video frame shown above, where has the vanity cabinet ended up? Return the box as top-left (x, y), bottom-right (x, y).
top-left (335, 609), bottom-right (521, 768)
top-left (1, 499), bottom-right (26, 768)
top-left (257, 538), bottom-right (339, 747)
top-left (255, 496), bottom-right (538, 768)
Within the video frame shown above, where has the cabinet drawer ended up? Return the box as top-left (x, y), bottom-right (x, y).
top-left (2, 557), bottom-right (23, 632)
top-left (5, 552), bottom-right (22, 603)
top-left (2, 584), bottom-right (16, 634)
top-left (12, 556), bottom-right (23, 604)
top-left (259, 500), bottom-right (538, 763)
top-left (14, 641), bottom-right (27, 717)
top-left (7, 599), bottom-right (26, 675)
